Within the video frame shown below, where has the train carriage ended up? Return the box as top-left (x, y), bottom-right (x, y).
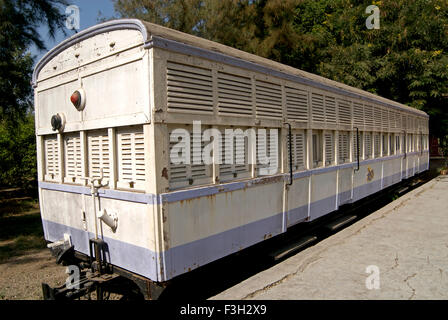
top-left (33, 19), bottom-right (429, 298)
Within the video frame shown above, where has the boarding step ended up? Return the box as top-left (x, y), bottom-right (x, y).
top-left (325, 215), bottom-right (357, 231)
top-left (270, 236), bottom-right (317, 261)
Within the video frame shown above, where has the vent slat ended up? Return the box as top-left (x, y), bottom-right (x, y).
top-left (167, 61), bottom-right (213, 114)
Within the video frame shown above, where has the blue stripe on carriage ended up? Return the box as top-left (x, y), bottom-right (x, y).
top-left (41, 169), bottom-right (417, 282)
top-left (163, 153), bottom-right (427, 203)
top-left (42, 219), bottom-right (160, 281)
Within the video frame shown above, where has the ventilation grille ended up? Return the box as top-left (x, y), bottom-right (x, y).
top-left (218, 72), bottom-right (252, 117)
top-left (64, 133), bottom-right (82, 179)
top-left (396, 135), bottom-right (401, 153)
top-left (353, 132), bottom-right (362, 160)
top-left (365, 133), bottom-right (372, 159)
top-left (338, 132), bottom-right (349, 162)
top-left (325, 132), bottom-right (334, 165)
top-left (374, 134), bottom-right (380, 157)
top-left (325, 96), bottom-right (337, 124)
top-left (353, 102), bottom-right (364, 126)
top-left (364, 105), bottom-right (374, 127)
top-left (382, 134), bottom-right (388, 155)
top-left (374, 106), bottom-right (382, 128)
top-left (338, 99), bottom-right (351, 126)
top-left (44, 135), bottom-right (59, 180)
top-left (255, 80), bottom-right (282, 119)
top-left (390, 134), bottom-right (395, 154)
top-left (401, 114), bottom-right (407, 129)
top-left (87, 130), bottom-right (110, 180)
top-left (117, 127), bottom-right (145, 188)
top-left (256, 129), bottom-right (279, 174)
top-left (381, 108), bottom-right (388, 130)
top-left (220, 130), bottom-right (249, 176)
top-left (289, 131), bottom-right (306, 170)
top-left (286, 87), bottom-right (308, 122)
top-left (311, 93), bottom-right (325, 123)
top-left (167, 61), bottom-right (213, 114)
top-left (168, 129), bottom-right (211, 187)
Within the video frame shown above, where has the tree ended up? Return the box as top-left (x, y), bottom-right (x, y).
top-left (114, 0), bottom-right (448, 138)
top-left (0, 0), bottom-right (67, 188)
top-left (0, 0), bottom-right (67, 122)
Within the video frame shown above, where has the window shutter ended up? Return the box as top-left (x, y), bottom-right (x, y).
top-left (365, 105), bottom-right (374, 127)
top-left (325, 132), bottom-right (334, 165)
top-left (64, 133), bottom-right (82, 182)
top-left (325, 96), bottom-right (337, 124)
top-left (255, 80), bottom-right (282, 119)
top-left (338, 132), bottom-right (349, 162)
top-left (311, 93), bottom-right (325, 123)
top-left (286, 86), bottom-right (308, 122)
top-left (167, 61), bottom-right (213, 114)
top-left (87, 130), bottom-right (110, 181)
top-left (353, 102), bottom-right (364, 127)
top-left (338, 99), bottom-right (351, 126)
top-left (44, 135), bottom-right (60, 181)
top-left (218, 72), bottom-right (252, 117)
top-left (365, 133), bottom-right (372, 159)
top-left (117, 126), bottom-right (145, 189)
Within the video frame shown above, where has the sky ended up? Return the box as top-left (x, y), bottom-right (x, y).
top-left (30, 0), bottom-right (118, 66)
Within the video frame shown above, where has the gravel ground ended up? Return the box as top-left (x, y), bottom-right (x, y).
top-left (0, 248), bottom-right (67, 300)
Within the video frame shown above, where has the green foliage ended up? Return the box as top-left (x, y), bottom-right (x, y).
top-left (0, 0), bottom-right (66, 189)
top-left (0, 0), bottom-right (67, 122)
top-left (114, 0), bottom-right (448, 138)
top-left (0, 114), bottom-right (37, 189)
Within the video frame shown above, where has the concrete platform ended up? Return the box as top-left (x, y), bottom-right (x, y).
top-left (211, 175), bottom-right (448, 300)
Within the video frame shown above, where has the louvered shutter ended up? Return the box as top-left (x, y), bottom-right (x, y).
top-left (168, 128), bottom-right (212, 189)
top-left (255, 80), bottom-right (282, 119)
top-left (325, 96), bottom-right (337, 124)
top-left (374, 106), bottom-right (382, 128)
top-left (311, 93), bottom-right (325, 123)
top-left (166, 61), bottom-right (213, 114)
top-left (218, 72), bottom-right (252, 117)
top-left (338, 132), bottom-right (349, 163)
top-left (374, 133), bottom-right (380, 157)
top-left (381, 108), bottom-right (388, 130)
top-left (117, 126), bottom-right (145, 190)
top-left (64, 133), bottom-right (82, 183)
top-left (288, 130), bottom-right (306, 171)
top-left (87, 130), bottom-right (110, 182)
top-left (382, 134), bottom-right (388, 155)
top-left (353, 102), bottom-right (364, 127)
top-left (365, 133), bottom-right (372, 159)
top-left (353, 131), bottom-right (362, 160)
top-left (286, 87), bottom-right (308, 122)
top-left (325, 132), bottom-right (334, 165)
top-left (44, 135), bottom-right (60, 181)
top-left (364, 105), bottom-right (374, 127)
top-left (219, 128), bottom-right (250, 179)
top-left (256, 129), bottom-right (279, 175)
top-left (338, 99), bottom-right (351, 126)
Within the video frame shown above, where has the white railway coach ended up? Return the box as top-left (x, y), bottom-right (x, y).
top-left (33, 19), bottom-right (429, 298)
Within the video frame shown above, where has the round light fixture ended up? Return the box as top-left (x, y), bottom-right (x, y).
top-left (70, 88), bottom-right (86, 111)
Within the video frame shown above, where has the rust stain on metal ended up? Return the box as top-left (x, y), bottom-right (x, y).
top-left (161, 167), bottom-right (168, 180)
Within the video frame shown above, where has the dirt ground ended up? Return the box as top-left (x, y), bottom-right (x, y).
top-left (0, 248), bottom-right (67, 300)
